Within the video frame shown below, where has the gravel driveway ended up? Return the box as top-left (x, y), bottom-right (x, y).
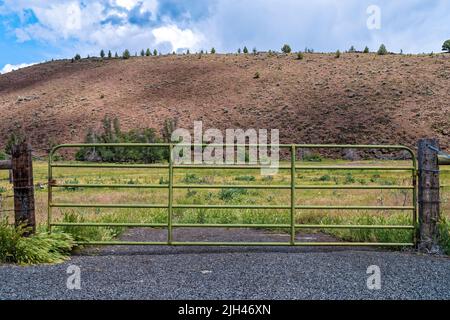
top-left (0, 228), bottom-right (449, 300)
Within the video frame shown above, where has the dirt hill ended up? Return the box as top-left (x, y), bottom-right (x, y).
top-left (0, 52), bottom-right (449, 156)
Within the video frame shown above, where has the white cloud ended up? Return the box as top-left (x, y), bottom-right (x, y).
top-left (1, 62), bottom-right (38, 74)
top-left (152, 24), bottom-right (205, 52)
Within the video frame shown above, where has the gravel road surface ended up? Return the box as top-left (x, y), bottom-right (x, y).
top-left (1, 228), bottom-right (449, 300)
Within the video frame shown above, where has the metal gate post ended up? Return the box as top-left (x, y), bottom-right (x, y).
top-left (290, 145), bottom-right (296, 245)
top-left (168, 143), bottom-right (174, 244)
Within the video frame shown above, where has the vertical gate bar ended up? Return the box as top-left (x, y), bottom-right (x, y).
top-left (290, 145), bottom-right (296, 245)
top-left (412, 168), bottom-right (418, 245)
top-left (168, 144), bottom-right (174, 244)
top-left (47, 150), bottom-right (53, 233)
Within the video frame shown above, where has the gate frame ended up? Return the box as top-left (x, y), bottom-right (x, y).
top-left (48, 143), bottom-right (417, 247)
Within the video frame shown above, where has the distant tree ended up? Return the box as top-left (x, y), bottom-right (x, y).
top-left (186, 49), bottom-right (190, 55)
top-left (237, 48), bottom-right (241, 54)
top-left (114, 52), bottom-right (119, 58)
top-left (122, 49), bottom-right (131, 59)
top-left (335, 50), bottom-right (341, 58)
top-left (377, 44), bottom-right (388, 55)
top-left (87, 55), bottom-right (90, 59)
top-left (100, 49), bottom-right (105, 58)
top-left (153, 49), bottom-right (158, 56)
top-left (348, 45), bottom-right (356, 53)
top-left (442, 39), bottom-right (450, 53)
top-left (200, 50), bottom-right (204, 54)
top-left (108, 50), bottom-right (112, 58)
top-left (281, 44), bottom-right (292, 54)
top-left (252, 47), bottom-right (257, 55)
top-left (243, 46), bottom-right (249, 54)
top-left (140, 49), bottom-right (145, 56)
top-left (146, 48), bottom-right (151, 56)
top-left (210, 47), bottom-right (216, 54)
top-left (74, 54), bottom-right (81, 60)
top-left (363, 46), bottom-right (369, 53)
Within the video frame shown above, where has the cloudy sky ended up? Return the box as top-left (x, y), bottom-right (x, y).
top-left (0, 0), bottom-right (449, 73)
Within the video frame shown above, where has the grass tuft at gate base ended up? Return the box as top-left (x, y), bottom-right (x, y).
top-left (0, 218), bottom-right (75, 265)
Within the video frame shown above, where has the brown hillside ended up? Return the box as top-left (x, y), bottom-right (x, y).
top-left (0, 53), bottom-right (449, 155)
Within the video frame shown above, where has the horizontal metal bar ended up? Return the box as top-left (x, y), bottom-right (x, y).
top-left (52, 183), bottom-right (168, 189)
top-left (51, 163), bottom-right (169, 169)
top-left (295, 185), bottom-right (414, 190)
top-left (50, 223), bottom-right (414, 230)
top-left (50, 203), bottom-right (168, 209)
top-left (37, 183), bottom-right (417, 190)
top-left (295, 224), bottom-right (414, 230)
top-left (50, 203), bottom-right (414, 210)
top-left (52, 143), bottom-right (413, 149)
top-left (75, 241), bottom-right (414, 247)
top-left (51, 222), bottom-right (167, 228)
top-left (295, 205), bottom-right (414, 210)
top-left (173, 165), bottom-right (291, 169)
top-left (174, 184), bottom-right (291, 189)
top-left (173, 204), bottom-right (290, 209)
top-left (173, 223), bottom-right (291, 228)
top-left (295, 166), bottom-right (414, 171)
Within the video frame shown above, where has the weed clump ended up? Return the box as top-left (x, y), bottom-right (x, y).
top-left (0, 219), bottom-right (74, 265)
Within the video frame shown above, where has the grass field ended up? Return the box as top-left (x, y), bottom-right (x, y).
top-left (0, 159), bottom-right (449, 251)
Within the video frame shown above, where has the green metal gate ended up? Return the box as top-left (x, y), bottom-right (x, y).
top-left (48, 144), bottom-right (417, 247)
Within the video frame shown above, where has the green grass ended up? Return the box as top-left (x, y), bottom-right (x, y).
top-left (0, 159), bottom-right (448, 254)
top-left (0, 219), bottom-right (74, 265)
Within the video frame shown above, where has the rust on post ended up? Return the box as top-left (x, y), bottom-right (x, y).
top-left (417, 138), bottom-right (441, 253)
top-left (11, 142), bottom-right (36, 235)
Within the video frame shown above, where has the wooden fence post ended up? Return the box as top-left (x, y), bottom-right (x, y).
top-left (417, 138), bottom-right (441, 253)
top-left (11, 142), bottom-right (35, 235)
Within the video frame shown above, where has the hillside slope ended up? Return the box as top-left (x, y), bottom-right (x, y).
top-left (0, 53), bottom-right (449, 155)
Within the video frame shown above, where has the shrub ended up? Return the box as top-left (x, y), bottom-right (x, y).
top-left (57, 212), bottom-right (119, 242)
top-left (377, 44), bottom-right (388, 55)
top-left (297, 52), bottom-right (304, 60)
top-left (243, 46), bottom-right (249, 54)
top-left (74, 54), bottom-right (81, 60)
top-left (75, 116), bottom-right (167, 163)
top-left (122, 49), bottom-right (131, 59)
top-left (235, 175), bottom-right (256, 182)
top-left (100, 49), bottom-right (105, 58)
top-left (335, 50), bottom-right (341, 58)
top-left (303, 153), bottom-right (322, 162)
top-left (442, 40), bottom-right (450, 53)
top-left (153, 49), bottom-right (158, 56)
top-left (218, 188), bottom-right (247, 202)
top-left (182, 173), bottom-right (202, 184)
top-left (253, 71), bottom-right (260, 79)
top-left (210, 47), bottom-right (216, 54)
top-left (281, 44), bottom-right (292, 54)
top-left (146, 48), bottom-right (151, 56)
top-left (0, 219), bottom-right (74, 265)
top-left (363, 46), bottom-right (369, 53)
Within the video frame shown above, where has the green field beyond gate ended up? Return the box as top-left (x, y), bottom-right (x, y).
top-left (37, 143), bottom-right (425, 247)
